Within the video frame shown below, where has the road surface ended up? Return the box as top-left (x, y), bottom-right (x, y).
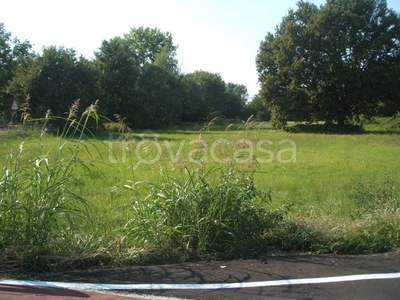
top-left (1, 253), bottom-right (400, 299)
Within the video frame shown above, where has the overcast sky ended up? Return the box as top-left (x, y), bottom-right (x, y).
top-left (1, 0), bottom-right (400, 98)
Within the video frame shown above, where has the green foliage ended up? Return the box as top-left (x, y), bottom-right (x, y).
top-left (344, 213), bottom-right (400, 253)
top-left (257, 0), bottom-right (400, 128)
top-left (180, 74), bottom-right (206, 122)
top-left (2, 23), bottom-right (251, 129)
top-left (353, 174), bottom-right (399, 218)
top-left (6, 45), bottom-right (100, 122)
top-left (96, 27), bottom-right (184, 128)
top-left (124, 27), bottom-right (178, 68)
top-left (0, 127), bottom-right (41, 140)
top-left (0, 23), bottom-right (32, 118)
top-left (1, 118), bottom-right (400, 272)
top-left (122, 167), bottom-right (286, 261)
top-left (265, 173), bottom-right (400, 254)
top-left (104, 122), bottom-right (121, 133)
top-left (225, 83), bottom-right (249, 119)
top-left (246, 94), bottom-right (271, 121)
top-left (287, 123), bottom-right (364, 134)
top-left (136, 62), bottom-right (182, 127)
top-left (0, 101), bottom-right (99, 271)
top-left (31, 47), bottom-right (79, 117)
top-left (95, 36), bottom-right (140, 123)
top-left (376, 113), bottom-right (400, 132)
top-left (336, 175), bottom-right (400, 253)
top-left (185, 71), bottom-right (225, 120)
top-left (264, 218), bottom-right (332, 254)
top-left (322, 174), bottom-right (399, 254)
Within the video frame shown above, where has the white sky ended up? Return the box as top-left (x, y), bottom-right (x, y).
top-left (1, 0), bottom-right (400, 98)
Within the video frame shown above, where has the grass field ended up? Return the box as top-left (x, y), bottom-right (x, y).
top-left (1, 117), bottom-right (399, 272)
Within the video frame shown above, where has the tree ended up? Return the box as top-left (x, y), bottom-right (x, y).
top-left (0, 23), bottom-right (32, 119)
top-left (74, 56), bottom-right (101, 112)
top-left (26, 46), bottom-right (83, 118)
top-left (139, 45), bottom-right (183, 126)
top-left (186, 71), bottom-right (229, 119)
top-left (7, 46), bottom-right (100, 122)
top-left (96, 27), bottom-right (181, 128)
top-left (95, 36), bottom-right (140, 122)
top-left (124, 27), bottom-right (177, 68)
top-left (134, 39), bottom-right (182, 127)
top-left (247, 94), bottom-right (271, 121)
top-left (256, 0), bottom-right (400, 128)
top-left (225, 83), bottom-right (248, 119)
top-left (181, 72), bottom-right (249, 122)
top-left (180, 74), bottom-right (206, 122)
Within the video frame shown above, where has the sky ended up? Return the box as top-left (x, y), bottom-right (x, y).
top-left (1, 0), bottom-right (400, 99)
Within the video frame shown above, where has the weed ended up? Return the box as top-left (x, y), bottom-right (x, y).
top-left (353, 174), bottom-right (399, 218)
top-left (121, 166), bottom-right (287, 261)
top-left (1, 113), bottom-right (400, 272)
top-left (0, 100), bottom-right (100, 271)
top-left (201, 116), bottom-right (219, 132)
top-left (264, 217), bottom-right (332, 254)
top-left (19, 96), bottom-right (32, 128)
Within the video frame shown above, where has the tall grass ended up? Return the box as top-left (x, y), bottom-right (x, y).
top-left (0, 115), bottom-right (399, 273)
top-left (262, 174), bottom-right (400, 255)
top-left (0, 100), bottom-right (100, 271)
top-left (120, 166), bottom-right (287, 262)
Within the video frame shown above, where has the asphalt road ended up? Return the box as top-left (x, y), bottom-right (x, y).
top-left (1, 253), bottom-right (400, 299)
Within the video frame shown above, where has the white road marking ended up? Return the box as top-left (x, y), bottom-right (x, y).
top-left (1, 273), bottom-right (400, 290)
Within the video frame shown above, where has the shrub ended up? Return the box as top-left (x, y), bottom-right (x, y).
top-left (122, 167), bottom-right (287, 261)
top-left (380, 114), bottom-right (400, 132)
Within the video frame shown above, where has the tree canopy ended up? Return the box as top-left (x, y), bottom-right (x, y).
top-left (256, 0), bottom-right (400, 128)
top-left (0, 25), bottom-right (250, 128)
top-left (0, 23), bottom-right (31, 116)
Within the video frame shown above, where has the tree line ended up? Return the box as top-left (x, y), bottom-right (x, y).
top-left (0, 25), bottom-right (267, 128)
top-left (256, 0), bottom-right (400, 128)
top-left (2, 0), bottom-right (400, 130)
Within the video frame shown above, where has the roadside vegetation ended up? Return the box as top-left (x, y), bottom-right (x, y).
top-left (0, 107), bottom-right (399, 273)
top-left (1, 0), bottom-right (399, 274)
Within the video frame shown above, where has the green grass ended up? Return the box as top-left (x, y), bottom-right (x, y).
top-left (0, 116), bottom-right (399, 272)
top-left (364, 113), bottom-right (400, 133)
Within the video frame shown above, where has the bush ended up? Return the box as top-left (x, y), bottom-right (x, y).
top-left (287, 123), bottom-right (364, 134)
top-left (104, 122), bottom-right (120, 132)
top-left (122, 167), bottom-right (287, 261)
top-left (379, 113), bottom-right (400, 132)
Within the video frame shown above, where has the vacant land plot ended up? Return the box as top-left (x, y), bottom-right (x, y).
top-left (0, 120), bottom-right (399, 272)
